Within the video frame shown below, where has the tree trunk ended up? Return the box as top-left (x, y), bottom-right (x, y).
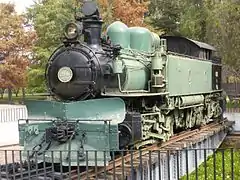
top-left (0, 88), bottom-right (5, 99)
top-left (8, 88), bottom-right (12, 104)
top-left (14, 88), bottom-right (19, 97)
top-left (22, 88), bottom-right (26, 103)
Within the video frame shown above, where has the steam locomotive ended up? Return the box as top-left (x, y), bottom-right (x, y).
top-left (18, 1), bottom-right (224, 166)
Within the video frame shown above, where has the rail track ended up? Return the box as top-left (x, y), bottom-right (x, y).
top-left (69, 118), bottom-right (233, 180)
top-left (0, 118), bottom-right (233, 180)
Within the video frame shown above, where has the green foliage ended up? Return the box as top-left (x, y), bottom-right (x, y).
top-left (226, 100), bottom-right (240, 109)
top-left (147, 0), bottom-right (240, 78)
top-left (26, 0), bottom-right (77, 91)
top-left (147, 0), bottom-right (208, 40)
top-left (27, 68), bottom-right (46, 93)
top-left (148, 0), bottom-right (182, 35)
top-left (178, 0), bottom-right (208, 41)
top-left (206, 1), bottom-right (240, 75)
top-left (27, 0), bottom-right (76, 52)
top-left (181, 149), bottom-right (240, 180)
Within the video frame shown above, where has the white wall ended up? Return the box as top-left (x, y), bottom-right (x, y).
top-left (0, 105), bottom-right (28, 146)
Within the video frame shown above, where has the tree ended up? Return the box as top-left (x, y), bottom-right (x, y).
top-left (0, 3), bottom-right (36, 101)
top-left (27, 68), bottom-right (46, 94)
top-left (0, 88), bottom-right (5, 99)
top-left (26, 0), bottom-right (76, 93)
top-left (206, 1), bottom-right (240, 78)
top-left (147, 0), bottom-right (209, 40)
top-left (147, 0), bottom-right (183, 35)
top-left (98, 0), bottom-right (149, 28)
top-left (97, 0), bottom-right (114, 29)
top-left (112, 0), bottom-right (149, 27)
top-left (178, 0), bottom-right (208, 41)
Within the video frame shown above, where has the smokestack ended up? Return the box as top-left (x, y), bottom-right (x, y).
top-left (81, 1), bottom-right (103, 49)
top-left (83, 19), bottom-right (103, 48)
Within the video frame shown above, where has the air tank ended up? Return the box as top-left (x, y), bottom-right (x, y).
top-left (106, 21), bottom-right (130, 48)
top-left (128, 27), bottom-right (153, 53)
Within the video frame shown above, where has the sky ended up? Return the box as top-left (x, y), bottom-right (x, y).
top-left (0, 0), bottom-right (34, 14)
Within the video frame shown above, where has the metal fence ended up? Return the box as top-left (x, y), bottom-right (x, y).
top-left (225, 107), bottom-right (240, 113)
top-left (0, 148), bottom-right (238, 180)
top-left (222, 83), bottom-right (240, 99)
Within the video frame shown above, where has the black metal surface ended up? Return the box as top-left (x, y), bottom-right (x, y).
top-left (161, 35), bottom-right (216, 60)
top-left (0, 148), bottom-right (238, 180)
top-left (0, 161), bottom-right (53, 180)
top-left (204, 149), bottom-right (207, 180)
top-left (149, 151), bottom-right (152, 180)
top-left (118, 112), bottom-right (142, 149)
top-left (83, 18), bottom-right (103, 48)
top-left (213, 149), bottom-right (216, 180)
top-left (46, 122), bottom-right (76, 143)
top-left (186, 149), bottom-right (189, 180)
top-left (212, 63), bottom-right (222, 90)
top-left (222, 149), bottom-right (225, 180)
top-left (94, 151), bottom-right (97, 179)
top-left (176, 150), bottom-right (179, 180)
top-left (195, 149), bottom-right (198, 180)
top-left (112, 151), bottom-right (116, 180)
top-left (46, 45), bottom-right (102, 101)
top-left (81, 1), bottom-right (99, 17)
top-left (231, 148), bottom-right (234, 180)
top-left (167, 151), bottom-right (170, 180)
top-left (139, 150), bottom-right (143, 180)
top-left (121, 151), bottom-right (125, 179)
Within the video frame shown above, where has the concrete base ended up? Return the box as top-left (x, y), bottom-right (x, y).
top-left (0, 122), bottom-right (19, 146)
top-left (224, 112), bottom-right (240, 131)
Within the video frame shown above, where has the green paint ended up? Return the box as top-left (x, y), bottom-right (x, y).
top-left (119, 53), bottom-right (150, 90)
top-left (128, 27), bottom-right (153, 52)
top-left (107, 21), bottom-right (155, 52)
top-left (19, 121), bottom-right (118, 166)
top-left (19, 98), bottom-right (126, 166)
top-left (25, 98), bottom-right (126, 122)
top-left (166, 54), bottom-right (212, 96)
top-left (106, 21), bottom-right (130, 48)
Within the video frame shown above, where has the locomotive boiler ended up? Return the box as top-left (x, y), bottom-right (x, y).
top-left (18, 1), bottom-right (224, 166)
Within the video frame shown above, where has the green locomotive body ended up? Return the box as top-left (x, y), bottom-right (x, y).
top-left (167, 54), bottom-right (213, 96)
top-left (19, 98), bottom-right (124, 166)
top-left (18, 1), bottom-right (223, 167)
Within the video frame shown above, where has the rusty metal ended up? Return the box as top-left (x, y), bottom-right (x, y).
top-left (74, 119), bottom-right (232, 180)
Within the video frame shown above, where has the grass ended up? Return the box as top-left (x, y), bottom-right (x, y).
top-left (0, 94), bottom-right (47, 104)
top-left (226, 100), bottom-right (240, 108)
top-left (181, 149), bottom-right (240, 180)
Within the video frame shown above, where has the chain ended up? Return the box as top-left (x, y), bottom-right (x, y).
top-left (29, 133), bottom-right (51, 158)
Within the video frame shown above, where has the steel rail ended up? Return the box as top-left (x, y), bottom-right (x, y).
top-left (70, 118), bottom-right (231, 180)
